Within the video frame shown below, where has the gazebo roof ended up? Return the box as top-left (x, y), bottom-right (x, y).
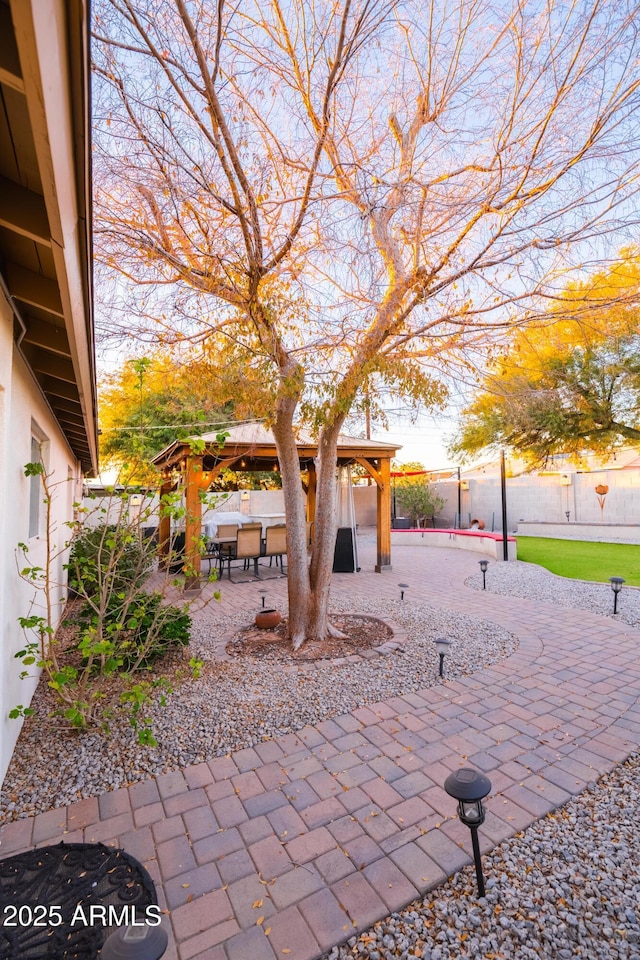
top-left (152, 421), bottom-right (400, 470)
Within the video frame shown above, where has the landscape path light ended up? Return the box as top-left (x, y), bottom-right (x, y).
top-left (101, 922), bottom-right (168, 960)
top-left (398, 582), bottom-right (409, 600)
top-left (444, 767), bottom-right (492, 897)
top-left (433, 637), bottom-right (451, 677)
top-left (609, 576), bottom-right (625, 614)
top-left (478, 559), bottom-right (488, 590)
top-left (258, 588), bottom-right (268, 609)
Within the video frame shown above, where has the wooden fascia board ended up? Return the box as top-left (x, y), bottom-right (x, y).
top-left (10, 0), bottom-right (98, 473)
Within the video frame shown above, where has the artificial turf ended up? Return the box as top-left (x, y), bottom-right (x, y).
top-left (515, 536), bottom-right (640, 586)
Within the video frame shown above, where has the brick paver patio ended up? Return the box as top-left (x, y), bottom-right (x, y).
top-left (2, 538), bottom-right (640, 960)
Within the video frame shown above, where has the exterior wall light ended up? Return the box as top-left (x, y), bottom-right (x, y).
top-left (478, 559), bottom-right (488, 589)
top-left (444, 767), bottom-right (492, 897)
top-left (101, 923), bottom-right (168, 959)
top-left (609, 576), bottom-right (625, 614)
top-left (433, 637), bottom-right (451, 677)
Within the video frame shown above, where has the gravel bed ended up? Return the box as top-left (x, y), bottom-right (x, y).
top-left (466, 559), bottom-right (640, 627)
top-left (0, 597), bottom-right (516, 822)
top-left (322, 751), bottom-right (640, 960)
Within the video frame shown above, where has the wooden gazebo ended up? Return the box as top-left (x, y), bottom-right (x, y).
top-left (152, 422), bottom-right (400, 583)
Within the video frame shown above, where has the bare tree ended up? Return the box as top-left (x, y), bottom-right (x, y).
top-left (93, 0), bottom-right (640, 648)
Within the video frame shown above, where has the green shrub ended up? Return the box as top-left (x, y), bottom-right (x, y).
top-left (15, 466), bottom-right (203, 742)
top-left (67, 522), bottom-right (155, 598)
top-left (76, 591), bottom-right (191, 671)
top-left (395, 480), bottom-right (444, 526)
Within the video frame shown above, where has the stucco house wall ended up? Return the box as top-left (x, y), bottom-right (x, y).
top-left (0, 299), bottom-right (85, 781)
top-left (0, 0), bottom-right (96, 786)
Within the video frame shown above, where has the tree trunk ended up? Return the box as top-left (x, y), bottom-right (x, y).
top-left (273, 412), bottom-right (345, 649)
top-left (272, 408), bottom-right (311, 650)
top-left (307, 422), bottom-right (344, 641)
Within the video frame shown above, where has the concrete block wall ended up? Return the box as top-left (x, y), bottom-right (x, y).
top-left (434, 468), bottom-right (640, 532)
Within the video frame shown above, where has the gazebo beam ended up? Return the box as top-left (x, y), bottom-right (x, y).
top-left (354, 456), bottom-right (382, 489)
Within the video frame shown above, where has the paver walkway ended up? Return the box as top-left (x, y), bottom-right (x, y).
top-left (2, 540), bottom-right (640, 960)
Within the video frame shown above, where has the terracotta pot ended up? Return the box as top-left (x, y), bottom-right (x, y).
top-left (255, 609), bottom-right (282, 629)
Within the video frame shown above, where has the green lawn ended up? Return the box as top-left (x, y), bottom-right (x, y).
top-left (516, 536), bottom-right (640, 586)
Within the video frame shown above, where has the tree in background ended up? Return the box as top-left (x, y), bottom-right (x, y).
top-left (93, 0), bottom-right (640, 648)
top-left (393, 463), bottom-right (444, 526)
top-left (100, 344), bottom-right (272, 465)
top-left (450, 256), bottom-right (640, 466)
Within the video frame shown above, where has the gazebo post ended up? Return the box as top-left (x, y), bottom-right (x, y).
top-left (375, 456), bottom-right (392, 572)
top-left (157, 477), bottom-right (173, 569)
top-left (184, 455), bottom-right (203, 592)
top-left (306, 459), bottom-right (317, 528)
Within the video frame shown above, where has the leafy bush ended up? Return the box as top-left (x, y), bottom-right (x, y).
top-left (67, 522), bottom-right (155, 598)
top-left (15, 467), bottom-right (205, 744)
top-left (76, 591), bottom-right (191, 670)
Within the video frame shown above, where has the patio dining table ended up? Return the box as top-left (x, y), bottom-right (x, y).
top-left (203, 512), bottom-right (248, 538)
top-left (247, 513), bottom-right (286, 531)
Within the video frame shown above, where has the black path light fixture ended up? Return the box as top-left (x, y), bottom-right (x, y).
top-left (101, 923), bottom-right (168, 959)
top-left (444, 767), bottom-right (492, 897)
top-left (609, 576), bottom-right (625, 614)
top-left (433, 637), bottom-right (451, 677)
top-left (398, 582), bottom-right (409, 600)
top-left (478, 559), bottom-right (488, 590)
top-left (259, 588), bottom-right (268, 609)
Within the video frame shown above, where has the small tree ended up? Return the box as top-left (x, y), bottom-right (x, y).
top-left (395, 478), bottom-right (444, 527)
top-left (14, 462), bottom-right (215, 744)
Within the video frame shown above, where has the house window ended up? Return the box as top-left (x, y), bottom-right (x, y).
top-left (28, 435), bottom-right (43, 539)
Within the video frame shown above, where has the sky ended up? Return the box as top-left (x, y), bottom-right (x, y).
top-left (92, 0), bottom-right (640, 476)
top-left (372, 418), bottom-right (454, 470)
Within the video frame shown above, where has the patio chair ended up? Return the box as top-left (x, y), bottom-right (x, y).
top-left (204, 523), bottom-right (238, 575)
top-left (226, 525), bottom-right (262, 580)
top-left (263, 524), bottom-right (287, 572)
top-left (235, 523), bottom-right (263, 569)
